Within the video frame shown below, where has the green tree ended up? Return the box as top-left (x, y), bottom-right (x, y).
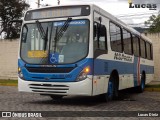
top-left (0, 0), bottom-right (29, 39)
top-left (145, 14), bottom-right (160, 33)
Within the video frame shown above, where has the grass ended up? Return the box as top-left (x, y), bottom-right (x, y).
top-left (145, 84), bottom-right (160, 88)
top-left (0, 79), bottom-right (18, 86)
top-left (145, 84), bottom-right (160, 92)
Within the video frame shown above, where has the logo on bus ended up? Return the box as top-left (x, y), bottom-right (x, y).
top-left (114, 52), bottom-right (132, 62)
top-left (128, 0), bottom-right (157, 10)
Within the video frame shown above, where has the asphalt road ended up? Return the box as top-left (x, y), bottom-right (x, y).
top-left (0, 86), bottom-right (160, 120)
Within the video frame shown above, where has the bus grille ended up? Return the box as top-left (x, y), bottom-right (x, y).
top-left (26, 67), bottom-right (74, 73)
top-left (29, 84), bottom-right (69, 94)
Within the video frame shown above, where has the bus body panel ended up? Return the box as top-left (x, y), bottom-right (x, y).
top-left (93, 51), bottom-right (154, 91)
top-left (18, 76), bottom-right (93, 96)
top-left (92, 7), bottom-right (154, 94)
top-left (18, 58), bottom-right (93, 82)
top-left (18, 4), bottom-right (154, 97)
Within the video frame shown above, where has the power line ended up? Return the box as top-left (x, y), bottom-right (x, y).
top-left (117, 11), bottom-right (158, 17)
top-left (117, 12), bottom-right (158, 18)
top-left (119, 15), bottom-right (154, 20)
top-left (128, 23), bottom-right (145, 25)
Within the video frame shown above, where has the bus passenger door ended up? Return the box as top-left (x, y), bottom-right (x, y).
top-left (133, 36), bottom-right (141, 87)
top-left (92, 13), bottom-right (108, 95)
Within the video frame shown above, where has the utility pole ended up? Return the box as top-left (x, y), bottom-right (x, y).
top-left (38, 0), bottom-right (40, 8)
top-left (37, 0), bottom-right (49, 8)
top-left (58, 0), bottom-right (60, 5)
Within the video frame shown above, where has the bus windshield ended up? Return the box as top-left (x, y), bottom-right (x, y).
top-left (20, 19), bottom-right (89, 64)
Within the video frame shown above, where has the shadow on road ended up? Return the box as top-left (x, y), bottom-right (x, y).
top-left (27, 88), bottom-right (139, 106)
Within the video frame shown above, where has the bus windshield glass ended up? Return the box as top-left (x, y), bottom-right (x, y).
top-left (20, 19), bottom-right (89, 64)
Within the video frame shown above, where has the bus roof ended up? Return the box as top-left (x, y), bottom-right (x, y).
top-left (26, 4), bottom-right (152, 43)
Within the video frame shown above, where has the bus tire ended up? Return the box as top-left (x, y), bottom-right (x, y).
top-left (102, 75), bottom-right (119, 102)
top-left (137, 73), bottom-right (145, 93)
top-left (50, 95), bottom-right (63, 100)
top-left (107, 78), bottom-right (114, 100)
top-left (100, 79), bottom-right (113, 102)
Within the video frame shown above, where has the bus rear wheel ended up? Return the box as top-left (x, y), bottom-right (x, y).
top-left (50, 95), bottom-right (63, 100)
top-left (107, 79), bottom-right (114, 100)
top-left (137, 74), bottom-right (145, 93)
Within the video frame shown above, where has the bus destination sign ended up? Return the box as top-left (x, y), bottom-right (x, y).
top-left (25, 5), bottom-right (90, 20)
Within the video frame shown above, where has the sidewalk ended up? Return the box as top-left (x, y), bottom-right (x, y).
top-left (147, 80), bottom-right (160, 85)
top-left (145, 80), bottom-right (160, 92)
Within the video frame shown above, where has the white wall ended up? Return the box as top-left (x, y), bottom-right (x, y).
top-left (0, 40), bottom-right (19, 79)
top-left (0, 33), bottom-right (160, 81)
top-left (144, 33), bottom-right (160, 81)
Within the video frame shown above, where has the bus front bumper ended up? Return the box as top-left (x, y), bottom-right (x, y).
top-left (18, 77), bottom-right (93, 96)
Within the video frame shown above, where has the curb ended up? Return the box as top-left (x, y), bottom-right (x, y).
top-left (0, 84), bottom-right (17, 87)
top-left (145, 88), bottom-right (160, 92)
top-left (0, 83), bottom-right (160, 92)
top-left (0, 80), bottom-right (18, 87)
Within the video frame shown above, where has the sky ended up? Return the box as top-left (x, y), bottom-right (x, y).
top-left (0, 0), bottom-right (159, 39)
top-left (26, 0), bottom-right (160, 26)
top-left (22, 0), bottom-right (160, 26)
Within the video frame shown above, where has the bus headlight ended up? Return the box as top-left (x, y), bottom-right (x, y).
top-left (18, 67), bottom-right (24, 79)
top-left (76, 67), bottom-right (90, 81)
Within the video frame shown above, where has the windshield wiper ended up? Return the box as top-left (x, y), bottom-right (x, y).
top-left (36, 20), bottom-right (48, 51)
top-left (54, 17), bottom-right (72, 52)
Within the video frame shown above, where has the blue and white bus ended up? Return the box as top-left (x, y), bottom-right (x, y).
top-left (18, 4), bottom-right (154, 101)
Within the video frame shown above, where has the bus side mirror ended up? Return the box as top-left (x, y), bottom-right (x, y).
top-left (99, 25), bottom-right (106, 36)
top-left (22, 33), bottom-right (27, 43)
top-left (22, 24), bottom-right (28, 43)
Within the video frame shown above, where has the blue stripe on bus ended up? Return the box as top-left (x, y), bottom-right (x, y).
top-left (18, 58), bottom-right (93, 82)
top-left (94, 58), bottom-right (154, 75)
top-left (18, 57), bottom-right (154, 86)
top-left (94, 57), bottom-right (154, 87)
top-left (133, 57), bottom-right (138, 86)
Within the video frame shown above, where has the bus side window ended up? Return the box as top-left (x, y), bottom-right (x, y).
top-left (132, 35), bottom-right (140, 57)
top-left (99, 25), bottom-right (107, 50)
top-left (110, 22), bottom-right (123, 53)
top-left (94, 22), bottom-right (107, 50)
top-left (94, 23), bottom-right (98, 49)
top-left (151, 44), bottom-right (153, 60)
top-left (140, 39), bottom-right (146, 58)
top-left (122, 29), bottom-right (132, 55)
top-left (146, 42), bottom-right (151, 60)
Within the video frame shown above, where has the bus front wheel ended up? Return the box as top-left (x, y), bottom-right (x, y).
top-left (102, 76), bottom-right (119, 102)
